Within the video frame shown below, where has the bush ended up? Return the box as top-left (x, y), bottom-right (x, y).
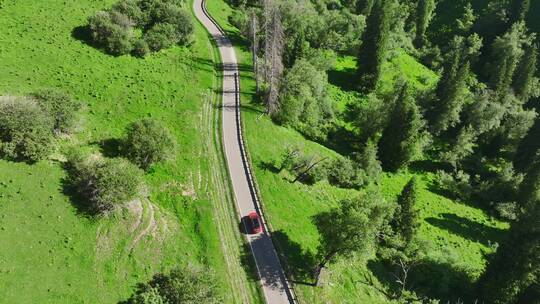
top-left (125, 265), bottom-right (221, 304)
top-left (144, 23), bottom-right (177, 51)
top-left (32, 89), bottom-right (80, 133)
top-left (327, 157), bottom-right (362, 189)
top-left (66, 153), bottom-right (144, 213)
top-left (133, 39), bottom-right (151, 57)
top-left (434, 170), bottom-right (473, 201)
top-left (0, 96), bottom-right (54, 162)
top-left (87, 0), bottom-right (193, 56)
top-left (112, 0), bottom-right (144, 25)
top-left (123, 118), bottom-right (176, 170)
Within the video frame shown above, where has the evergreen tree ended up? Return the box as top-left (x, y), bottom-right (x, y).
top-left (428, 34), bottom-right (482, 134)
top-left (413, 0), bottom-right (436, 48)
top-left (393, 177), bottom-right (420, 245)
top-left (512, 43), bottom-right (539, 102)
top-left (358, 140), bottom-right (382, 183)
top-left (510, 0), bottom-right (531, 23)
top-left (456, 3), bottom-right (476, 34)
top-left (357, 0), bottom-right (392, 93)
top-left (378, 85), bottom-right (424, 172)
top-left (514, 117), bottom-right (540, 172)
top-left (479, 201), bottom-right (540, 304)
top-left (357, 0), bottom-right (374, 15)
top-left (485, 22), bottom-right (530, 97)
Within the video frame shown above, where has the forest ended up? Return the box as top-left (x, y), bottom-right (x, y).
top-left (222, 0), bottom-right (540, 302)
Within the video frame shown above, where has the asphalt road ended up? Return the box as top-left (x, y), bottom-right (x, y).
top-left (193, 1), bottom-right (294, 303)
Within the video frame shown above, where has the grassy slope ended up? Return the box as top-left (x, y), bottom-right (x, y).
top-left (0, 0), bottom-right (259, 303)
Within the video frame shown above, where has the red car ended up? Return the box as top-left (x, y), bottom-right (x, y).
top-left (247, 211), bottom-right (263, 234)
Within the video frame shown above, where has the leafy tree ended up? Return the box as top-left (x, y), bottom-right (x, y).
top-left (327, 157), bottom-right (361, 189)
top-left (413, 0), bottom-right (436, 48)
top-left (123, 118), bottom-right (176, 170)
top-left (427, 34), bottom-right (482, 134)
top-left (149, 3), bottom-right (193, 45)
top-left (274, 59), bottom-right (333, 140)
top-left (126, 265), bottom-right (221, 304)
top-left (144, 23), bottom-right (177, 51)
top-left (346, 93), bottom-right (388, 143)
top-left (112, 0), bottom-right (144, 25)
top-left (479, 201), bottom-right (540, 304)
top-left (393, 177), bottom-right (420, 245)
top-left (32, 89), bottom-right (80, 133)
top-left (357, 0), bottom-right (392, 93)
top-left (66, 153), bottom-right (144, 213)
top-left (0, 96), bottom-right (54, 162)
top-left (313, 186), bottom-right (393, 285)
top-left (378, 85), bottom-right (425, 172)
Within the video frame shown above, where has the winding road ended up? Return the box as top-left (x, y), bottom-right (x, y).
top-left (193, 1), bottom-right (295, 303)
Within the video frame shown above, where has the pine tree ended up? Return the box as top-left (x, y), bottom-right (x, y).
top-left (413, 0), bottom-right (436, 48)
top-left (393, 177), bottom-right (420, 245)
top-left (378, 85), bottom-right (424, 172)
top-left (428, 34), bottom-right (482, 134)
top-left (479, 201), bottom-right (540, 304)
top-left (357, 0), bottom-right (392, 93)
top-left (485, 22), bottom-right (529, 97)
top-left (514, 117), bottom-right (540, 172)
top-left (510, 0), bottom-right (531, 23)
top-left (512, 43), bottom-right (539, 102)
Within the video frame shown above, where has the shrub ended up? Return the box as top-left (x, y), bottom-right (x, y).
top-left (106, 24), bottom-right (135, 55)
top-left (434, 170), bottom-right (473, 201)
top-left (32, 89), bottom-right (80, 133)
top-left (66, 153), bottom-right (144, 213)
top-left (123, 118), bottom-right (176, 170)
top-left (87, 0), bottom-right (193, 56)
top-left (112, 0), bottom-right (144, 25)
top-left (0, 96), bottom-right (54, 162)
top-left (327, 157), bottom-right (362, 189)
top-left (133, 39), bottom-right (151, 57)
top-left (144, 23), bottom-right (178, 51)
top-left (125, 265), bottom-right (221, 303)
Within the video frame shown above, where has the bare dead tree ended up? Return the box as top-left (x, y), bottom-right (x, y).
top-left (263, 0), bottom-right (284, 115)
top-left (248, 11), bottom-right (261, 94)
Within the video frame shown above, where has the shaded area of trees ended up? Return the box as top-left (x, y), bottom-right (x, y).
top-left (0, 91), bottom-right (80, 163)
top-left (86, 0), bottom-right (194, 56)
top-left (122, 265), bottom-right (221, 304)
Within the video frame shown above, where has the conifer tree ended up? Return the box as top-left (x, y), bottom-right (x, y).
top-left (428, 34), bottom-right (482, 134)
top-left (514, 118), bottom-right (540, 172)
top-left (510, 0), bottom-right (531, 23)
top-left (357, 0), bottom-right (392, 93)
top-left (413, 0), bottom-right (436, 48)
top-left (485, 22), bottom-right (529, 97)
top-left (479, 201), bottom-right (540, 304)
top-left (378, 85), bottom-right (424, 172)
top-left (393, 177), bottom-right (420, 245)
top-left (512, 43), bottom-right (539, 102)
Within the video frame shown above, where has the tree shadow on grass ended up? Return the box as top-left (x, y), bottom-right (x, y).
top-left (328, 67), bottom-right (357, 92)
top-left (257, 160), bottom-right (281, 174)
top-left (409, 159), bottom-right (452, 174)
top-left (59, 174), bottom-right (100, 218)
top-left (271, 230), bottom-right (317, 285)
top-left (425, 213), bottom-right (506, 246)
top-left (367, 258), bottom-right (474, 302)
top-left (90, 138), bottom-right (123, 158)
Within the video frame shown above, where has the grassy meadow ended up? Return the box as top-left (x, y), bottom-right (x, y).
top-left (206, 0), bottom-right (509, 303)
top-left (0, 0), bottom-right (260, 303)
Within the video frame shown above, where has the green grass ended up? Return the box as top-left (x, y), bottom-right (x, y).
top-left (206, 0), bottom-right (509, 303)
top-left (0, 0), bottom-right (260, 303)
